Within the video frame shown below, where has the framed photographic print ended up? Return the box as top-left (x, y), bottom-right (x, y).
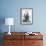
top-left (20, 8), bottom-right (33, 25)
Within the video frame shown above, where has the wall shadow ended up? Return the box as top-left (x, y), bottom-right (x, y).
top-left (0, 16), bottom-right (5, 46)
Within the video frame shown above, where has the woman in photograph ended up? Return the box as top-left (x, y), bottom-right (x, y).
top-left (23, 10), bottom-right (29, 22)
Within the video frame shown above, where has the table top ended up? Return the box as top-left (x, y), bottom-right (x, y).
top-left (4, 32), bottom-right (43, 40)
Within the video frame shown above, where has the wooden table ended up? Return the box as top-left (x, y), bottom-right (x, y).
top-left (4, 32), bottom-right (43, 46)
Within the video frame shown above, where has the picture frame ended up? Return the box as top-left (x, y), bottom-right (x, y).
top-left (20, 8), bottom-right (33, 25)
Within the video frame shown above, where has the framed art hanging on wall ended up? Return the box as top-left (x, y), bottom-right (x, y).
top-left (20, 8), bottom-right (33, 25)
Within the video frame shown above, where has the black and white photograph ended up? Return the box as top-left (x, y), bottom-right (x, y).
top-left (20, 8), bottom-right (33, 24)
